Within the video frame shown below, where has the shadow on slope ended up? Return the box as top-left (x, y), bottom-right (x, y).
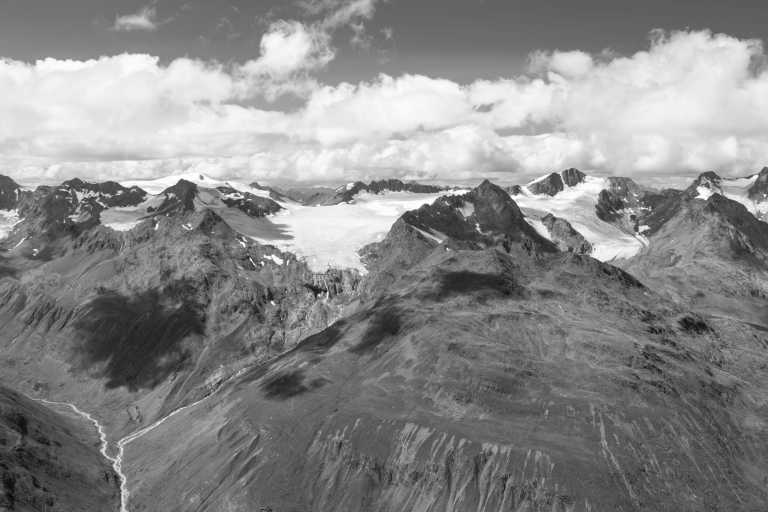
top-left (73, 282), bottom-right (204, 390)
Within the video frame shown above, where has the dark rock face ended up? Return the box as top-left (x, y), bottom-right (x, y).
top-left (124, 181), bottom-right (768, 511)
top-left (561, 168), bottom-right (586, 187)
top-left (528, 172), bottom-right (564, 196)
top-left (322, 179), bottom-right (445, 205)
top-left (595, 189), bottom-right (626, 222)
top-left (150, 179), bottom-right (199, 215)
top-left (0, 176), bottom-right (21, 211)
top-left (217, 187), bottom-right (282, 218)
top-left (62, 178), bottom-right (146, 208)
top-left (747, 166), bottom-right (768, 200)
top-left (506, 184), bottom-right (523, 195)
top-left (541, 213), bottom-right (592, 254)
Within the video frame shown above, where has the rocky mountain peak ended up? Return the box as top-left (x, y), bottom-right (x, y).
top-left (0, 175), bottom-right (21, 210)
top-left (216, 186), bottom-right (282, 218)
top-left (747, 166), bottom-right (768, 200)
top-left (528, 172), bottom-right (564, 196)
top-left (561, 168), bottom-right (586, 187)
top-left (150, 179), bottom-right (199, 215)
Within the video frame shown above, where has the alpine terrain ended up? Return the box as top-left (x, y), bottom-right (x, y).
top-left (0, 168), bottom-right (767, 512)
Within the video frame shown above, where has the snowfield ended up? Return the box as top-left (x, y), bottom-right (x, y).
top-left (513, 176), bottom-right (648, 262)
top-left (0, 210), bottom-right (20, 240)
top-left (122, 172), bottom-right (272, 198)
top-left (252, 190), bottom-right (464, 272)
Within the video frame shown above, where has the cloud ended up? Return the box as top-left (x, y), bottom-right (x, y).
top-left (112, 5), bottom-right (160, 32)
top-left (3, 29), bottom-right (768, 184)
top-left (242, 20), bottom-right (334, 78)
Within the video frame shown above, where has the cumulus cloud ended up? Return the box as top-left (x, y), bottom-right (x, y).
top-left (112, 5), bottom-right (160, 32)
top-left (241, 20), bottom-right (334, 79)
top-left (3, 29), bottom-right (768, 184)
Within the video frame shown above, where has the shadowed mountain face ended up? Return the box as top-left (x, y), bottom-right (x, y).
top-left (0, 176), bottom-right (21, 211)
top-left (0, 387), bottom-right (118, 511)
top-left (0, 174), bottom-right (768, 511)
top-left (73, 284), bottom-right (205, 390)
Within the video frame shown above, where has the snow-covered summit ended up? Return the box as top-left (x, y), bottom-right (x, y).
top-left (122, 172), bottom-right (271, 198)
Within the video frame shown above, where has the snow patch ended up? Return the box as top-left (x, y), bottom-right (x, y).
top-left (264, 254), bottom-right (284, 265)
top-left (458, 202), bottom-right (475, 218)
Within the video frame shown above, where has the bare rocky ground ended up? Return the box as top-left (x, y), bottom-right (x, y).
top-left (0, 176), bottom-right (766, 511)
top-left (0, 386), bottom-right (118, 511)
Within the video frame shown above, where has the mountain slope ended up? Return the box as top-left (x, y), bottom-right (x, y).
top-left (117, 181), bottom-right (768, 512)
top-left (0, 386), bottom-right (118, 511)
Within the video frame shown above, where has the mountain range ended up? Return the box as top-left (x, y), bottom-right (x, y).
top-left (0, 167), bottom-right (767, 511)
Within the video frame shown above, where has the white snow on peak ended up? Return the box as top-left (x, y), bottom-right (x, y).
top-left (412, 226), bottom-right (445, 244)
top-left (249, 190), bottom-right (467, 272)
top-left (122, 173), bottom-right (272, 198)
top-left (458, 202), bottom-right (475, 218)
top-left (695, 186), bottom-right (714, 200)
top-left (512, 176), bottom-right (646, 262)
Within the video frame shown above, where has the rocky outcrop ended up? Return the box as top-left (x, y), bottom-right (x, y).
top-left (217, 186), bottom-right (282, 218)
top-left (541, 213), bottom-right (592, 254)
top-left (747, 166), bottom-right (768, 200)
top-left (561, 167), bottom-right (586, 187)
top-left (0, 176), bottom-right (21, 211)
top-left (310, 179), bottom-right (445, 205)
top-left (149, 179), bottom-right (199, 215)
top-left (528, 172), bottom-right (564, 196)
top-left (595, 189), bottom-right (626, 222)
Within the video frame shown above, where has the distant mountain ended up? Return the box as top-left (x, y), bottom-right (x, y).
top-left (291, 178), bottom-right (446, 206)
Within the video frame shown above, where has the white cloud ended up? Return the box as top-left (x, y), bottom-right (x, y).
top-left (3, 29), bottom-right (768, 185)
top-left (241, 20), bottom-right (334, 79)
top-left (112, 5), bottom-right (159, 32)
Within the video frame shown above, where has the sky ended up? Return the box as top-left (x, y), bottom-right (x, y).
top-left (1, 0), bottom-right (768, 185)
